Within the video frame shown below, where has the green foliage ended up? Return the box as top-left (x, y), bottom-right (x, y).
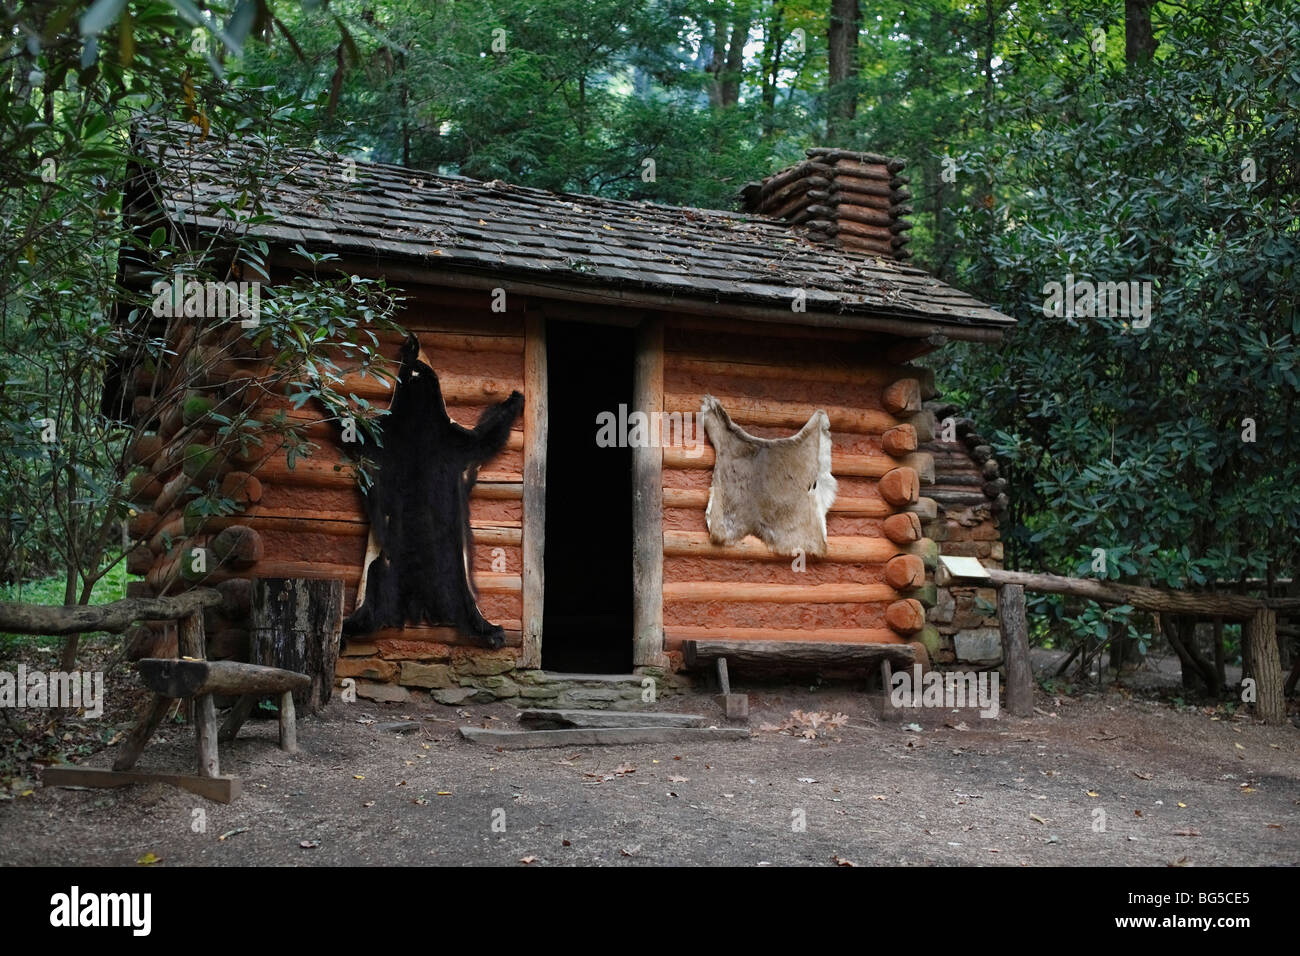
top-left (0, 2), bottom-right (401, 658)
top-left (947, 1), bottom-right (1300, 606)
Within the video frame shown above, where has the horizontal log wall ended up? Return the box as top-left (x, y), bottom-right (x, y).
top-left (661, 317), bottom-right (934, 654)
top-left (125, 282), bottom-right (526, 663)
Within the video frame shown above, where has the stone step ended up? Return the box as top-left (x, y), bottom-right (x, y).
top-left (458, 725), bottom-right (750, 749)
top-left (517, 708), bottom-right (708, 729)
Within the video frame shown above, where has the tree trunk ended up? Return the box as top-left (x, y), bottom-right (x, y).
top-left (826, 0), bottom-right (860, 141)
top-left (1163, 616), bottom-right (1218, 695)
top-left (1212, 617), bottom-right (1226, 688)
top-left (250, 578), bottom-right (345, 713)
top-left (721, 17), bottom-right (749, 107)
top-left (59, 562), bottom-right (79, 671)
top-left (1125, 0), bottom-right (1157, 67)
top-left (761, 7), bottom-right (785, 134)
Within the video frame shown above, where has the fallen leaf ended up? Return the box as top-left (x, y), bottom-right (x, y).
top-left (136, 852), bottom-right (161, 866)
top-left (362, 801), bottom-right (375, 807)
top-left (562, 839), bottom-right (572, 847)
top-left (1029, 814), bottom-right (1048, 825)
top-left (831, 855), bottom-right (857, 866)
top-left (353, 774), bottom-right (365, 780)
top-left (1086, 791), bottom-right (1100, 798)
top-left (218, 827), bottom-right (249, 841)
top-left (1177, 802), bottom-right (1187, 808)
top-left (620, 845), bottom-right (641, 856)
top-left (668, 775), bottom-right (689, 783)
top-left (1132, 771), bottom-right (1153, 780)
top-left (413, 797), bottom-right (428, 806)
top-left (1168, 855), bottom-right (1190, 867)
top-left (1171, 828), bottom-right (1201, 837)
top-left (519, 855), bottom-right (537, 864)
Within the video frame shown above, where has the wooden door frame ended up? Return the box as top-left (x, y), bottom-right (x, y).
top-left (520, 308), bottom-right (666, 670)
top-left (520, 310), bottom-right (546, 668)
top-left (632, 316), bottom-right (666, 667)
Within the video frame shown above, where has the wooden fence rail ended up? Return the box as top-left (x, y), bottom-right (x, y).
top-left (0, 589), bottom-right (222, 635)
top-left (946, 564), bottom-right (1292, 726)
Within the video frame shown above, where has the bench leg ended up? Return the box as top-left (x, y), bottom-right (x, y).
top-left (196, 693), bottom-right (219, 777)
top-left (714, 656), bottom-right (748, 719)
top-left (278, 691), bottom-right (298, 753)
top-left (113, 694), bottom-right (171, 771)
top-left (219, 694), bottom-right (258, 743)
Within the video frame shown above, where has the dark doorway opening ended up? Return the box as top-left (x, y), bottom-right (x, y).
top-left (541, 320), bottom-right (635, 673)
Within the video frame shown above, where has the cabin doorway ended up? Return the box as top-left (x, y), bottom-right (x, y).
top-left (541, 320), bottom-right (635, 673)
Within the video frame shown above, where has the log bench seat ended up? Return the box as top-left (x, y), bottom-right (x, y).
top-left (680, 640), bottom-right (918, 720)
top-left (682, 639), bottom-right (916, 672)
top-left (136, 658), bottom-right (310, 756)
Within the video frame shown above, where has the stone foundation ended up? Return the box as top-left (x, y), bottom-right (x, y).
top-left (336, 640), bottom-right (692, 708)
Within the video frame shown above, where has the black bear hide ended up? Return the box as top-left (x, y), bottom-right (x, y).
top-left (342, 335), bottom-right (524, 648)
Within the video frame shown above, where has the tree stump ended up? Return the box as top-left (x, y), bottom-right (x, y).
top-left (250, 578), bottom-right (344, 713)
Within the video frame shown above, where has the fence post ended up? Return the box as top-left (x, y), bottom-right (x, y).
top-left (999, 583), bottom-right (1034, 717)
top-left (1245, 608), bottom-right (1284, 725)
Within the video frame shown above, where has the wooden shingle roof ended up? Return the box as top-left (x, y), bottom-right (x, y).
top-left (130, 122), bottom-right (1011, 337)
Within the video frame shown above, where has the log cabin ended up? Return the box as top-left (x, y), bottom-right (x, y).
top-left (113, 125), bottom-right (1014, 706)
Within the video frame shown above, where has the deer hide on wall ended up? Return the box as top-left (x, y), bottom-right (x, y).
top-left (698, 394), bottom-right (837, 557)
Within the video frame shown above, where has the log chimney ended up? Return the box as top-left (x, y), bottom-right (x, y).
top-left (739, 148), bottom-right (914, 260)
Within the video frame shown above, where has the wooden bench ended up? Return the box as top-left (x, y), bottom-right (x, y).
top-left (681, 639), bottom-right (918, 718)
top-left (43, 608), bottom-right (309, 803)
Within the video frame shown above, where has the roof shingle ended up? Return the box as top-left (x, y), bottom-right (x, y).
top-left (130, 123), bottom-right (1011, 335)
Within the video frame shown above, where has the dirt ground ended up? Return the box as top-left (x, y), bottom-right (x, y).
top-left (2, 648), bottom-right (1297, 866)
